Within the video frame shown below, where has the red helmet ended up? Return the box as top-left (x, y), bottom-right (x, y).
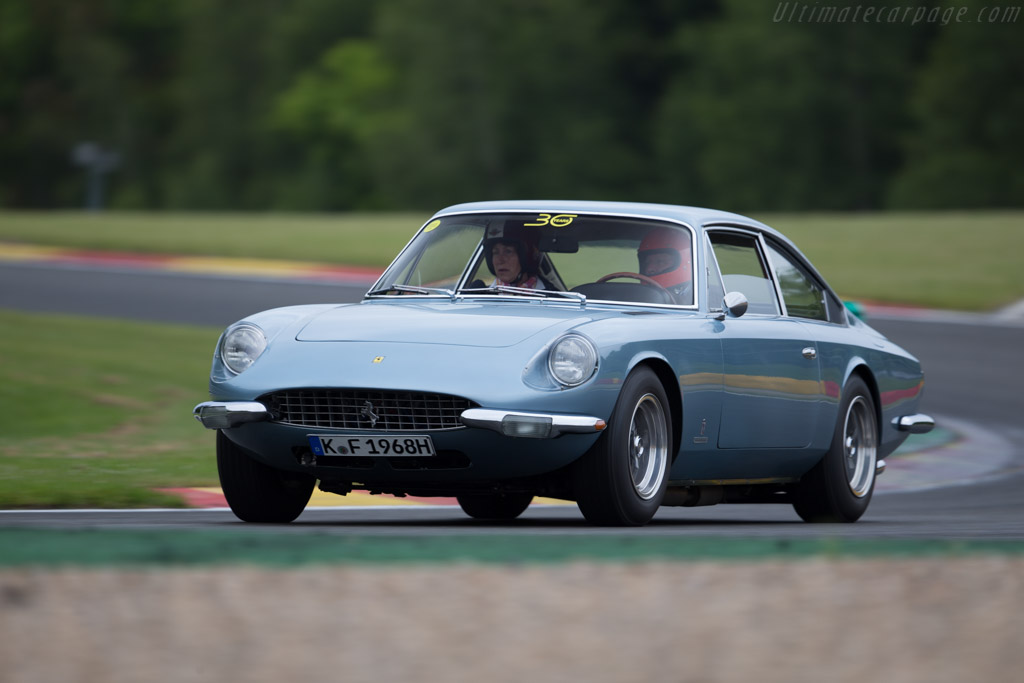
top-left (483, 221), bottom-right (541, 280)
top-left (637, 227), bottom-right (692, 288)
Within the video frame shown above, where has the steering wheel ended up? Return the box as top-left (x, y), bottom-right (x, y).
top-left (596, 272), bottom-right (667, 289)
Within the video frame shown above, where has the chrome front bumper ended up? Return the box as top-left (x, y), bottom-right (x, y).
top-left (193, 401), bottom-right (270, 430)
top-left (193, 401), bottom-right (606, 440)
top-left (460, 408), bottom-right (606, 439)
top-left (893, 413), bottom-right (935, 434)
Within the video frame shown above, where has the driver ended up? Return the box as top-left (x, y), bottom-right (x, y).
top-left (483, 222), bottom-right (545, 289)
top-left (637, 227), bottom-right (693, 304)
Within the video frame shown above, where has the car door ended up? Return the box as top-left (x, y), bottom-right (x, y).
top-left (706, 228), bottom-right (825, 450)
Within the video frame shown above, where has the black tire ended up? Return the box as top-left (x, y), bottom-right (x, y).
top-left (216, 431), bottom-right (315, 523)
top-left (456, 493), bottom-right (534, 521)
top-left (573, 366), bottom-right (672, 526)
top-left (793, 376), bottom-right (878, 523)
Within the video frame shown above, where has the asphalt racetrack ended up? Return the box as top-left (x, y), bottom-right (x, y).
top-left (3, 260), bottom-right (1023, 539)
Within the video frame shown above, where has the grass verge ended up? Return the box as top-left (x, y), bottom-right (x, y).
top-left (762, 211), bottom-right (1024, 310)
top-left (2, 210), bottom-right (1023, 310)
top-left (0, 310), bottom-right (220, 508)
top-left (0, 528), bottom-right (1022, 566)
top-left (0, 211), bottom-right (425, 268)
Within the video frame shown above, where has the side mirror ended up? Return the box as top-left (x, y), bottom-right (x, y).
top-left (722, 291), bottom-right (748, 319)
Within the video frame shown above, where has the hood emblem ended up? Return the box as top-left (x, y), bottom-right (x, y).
top-left (360, 401), bottom-right (380, 427)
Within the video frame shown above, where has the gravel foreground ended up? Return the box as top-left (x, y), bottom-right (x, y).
top-left (2, 557), bottom-right (1021, 683)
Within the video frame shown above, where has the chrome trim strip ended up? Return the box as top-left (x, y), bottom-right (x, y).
top-left (193, 401), bottom-right (270, 430)
top-left (460, 408), bottom-right (606, 438)
top-left (893, 414), bottom-right (935, 434)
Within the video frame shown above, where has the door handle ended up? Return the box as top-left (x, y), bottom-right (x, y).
top-left (802, 347), bottom-right (817, 360)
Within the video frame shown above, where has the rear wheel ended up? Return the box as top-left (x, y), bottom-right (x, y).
top-left (217, 431), bottom-right (315, 523)
top-left (456, 493), bottom-right (534, 521)
top-left (574, 366), bottom-right (671, 526)
top-left (793, 376), bottom-right (878, 523)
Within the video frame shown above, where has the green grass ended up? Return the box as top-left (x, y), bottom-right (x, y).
top-left (0, 211), bottom-right (427, 267)
top-left (0, 310), bottom-right (221, 508)
top-left (1, 210), bottom-right (1022, 309)
top-left (760, 211), bottom-right (1024, 311)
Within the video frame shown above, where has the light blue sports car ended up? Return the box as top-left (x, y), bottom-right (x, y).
top-left (194, 200), bottom-right (933, 526)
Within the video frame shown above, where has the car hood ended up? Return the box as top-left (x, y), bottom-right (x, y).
top-left (295, 300), bottom-right (596, 348)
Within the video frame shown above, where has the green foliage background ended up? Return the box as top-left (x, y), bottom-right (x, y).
top-left (1, 0), bottom-right (1021, 211)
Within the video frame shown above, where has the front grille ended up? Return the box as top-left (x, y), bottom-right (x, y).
top-left (262, 389), bottom-right (476, 431)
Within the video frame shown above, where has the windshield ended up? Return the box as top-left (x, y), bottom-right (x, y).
top-left (370, 212), bottom-right (696, 307)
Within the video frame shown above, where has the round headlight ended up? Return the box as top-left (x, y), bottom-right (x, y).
top-left (548, 335), bottom-right (598, 387)
top-left (220, 323), bottom-right (267, 375)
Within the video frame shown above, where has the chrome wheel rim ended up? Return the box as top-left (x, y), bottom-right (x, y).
top-left (628, 393), bottom-right (668, 500)
top-left (843, 396), bottom-right (877, 498)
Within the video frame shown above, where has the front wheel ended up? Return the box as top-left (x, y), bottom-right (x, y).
top-left (793, 376), bottom-right (878, 523)
top-left (217, 431), bottom-right (315, 523)
top-left (456, 493), bottom-right (534, 521)
top-left (574, 366), bottom-right (672, 526)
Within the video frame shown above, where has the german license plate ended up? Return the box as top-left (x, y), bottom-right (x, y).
top-left (307, 434), bottom-right (436, 457)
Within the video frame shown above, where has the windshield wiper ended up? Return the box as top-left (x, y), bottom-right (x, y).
top-left (366, 284), bottom-right (455, 298)
top-left (459, 285), bottom-right (586, 303)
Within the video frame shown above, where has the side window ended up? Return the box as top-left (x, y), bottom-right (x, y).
top-left (708, 231), bottom-right (780, 315)
top-left (764, 241), bottom-right (828, 322)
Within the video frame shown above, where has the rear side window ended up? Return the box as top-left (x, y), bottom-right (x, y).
top-left (764, 241), bottom-right (828, 321)
top-left (708, 232), bottom-right (780, 315)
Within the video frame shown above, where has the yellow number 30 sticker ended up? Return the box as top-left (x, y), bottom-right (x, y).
top-left (525, 213), bottom-right (576, 228)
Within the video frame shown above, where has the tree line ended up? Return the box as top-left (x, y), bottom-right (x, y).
top-left (1, 0), bottom-right (1020, 211)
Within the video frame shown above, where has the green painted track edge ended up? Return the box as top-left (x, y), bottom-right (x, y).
top-left (1, 529), bottom-right (1022, 567)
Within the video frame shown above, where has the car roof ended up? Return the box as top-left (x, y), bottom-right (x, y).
top-left (434, 200), bottom-right (776, 235)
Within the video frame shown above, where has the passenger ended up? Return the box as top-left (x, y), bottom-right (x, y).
top-left (637, 227), bottom-right (693, 304)
top-left (482, 223), bottom-right (545, 289)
